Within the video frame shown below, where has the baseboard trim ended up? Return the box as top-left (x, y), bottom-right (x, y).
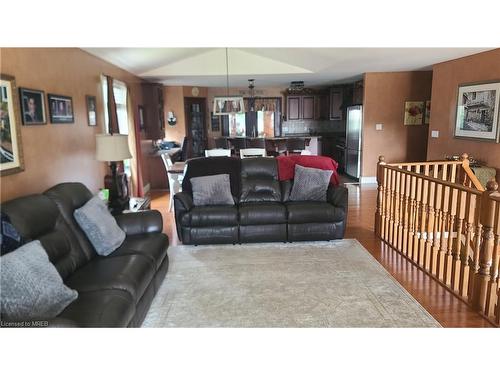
top-left (360, 176), bottom-right (377, 184)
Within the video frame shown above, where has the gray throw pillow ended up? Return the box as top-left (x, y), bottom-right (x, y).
top-left (0, 240), bottom-right (78, 321)
top-left (190, 174), bottom-right (234, 206)
top-left (74, 196), bottom-right (125, 256)
top-left (289, 164), bottom-right (333, 202)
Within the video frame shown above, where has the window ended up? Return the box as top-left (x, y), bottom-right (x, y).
top-left (228, 113), bottom-right (246, 137)
top-left (257, 111), bottom-right (275, 137)
top-left (101, 76), bottom-right (131, 176)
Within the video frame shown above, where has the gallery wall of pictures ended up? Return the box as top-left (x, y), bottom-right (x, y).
top-left (1, 76), bottom-right (100, 176)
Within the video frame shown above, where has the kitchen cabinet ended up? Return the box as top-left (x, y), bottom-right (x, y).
top-left (302, 96), bottom-right (315, 119)
top-left (287, 96), bottom-right (301, 120)
top-left (142, 83), bottom-right (165, 140)
top-left (286, 93), bottom-right (329, 121)
top-left (329, 87), bottom-right (343, 120)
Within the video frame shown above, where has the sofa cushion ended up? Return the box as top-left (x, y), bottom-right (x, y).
top-left (286, 202), bottom-right (345, 224)
top-left (289, 164), bottom-right (333, 202)
top-left (182, 156), bottom-right (241, 198)
top-left (57, 289), bottom-right (135, 328)
top-left (239, 202), bottom-right (287, 225)
top-left (240, 158), bottom-right (281, 203)
top-left (180, 205), bottom-right (238, 227)
top-left (74, 196), bottom-right (126, 256)
top-left (65, 254), bottom-right (154, 303)
top-left (110, 233), bottom-right (169, 271)
top-left (0, 240), bottom-right (78, 321)
top-left (190, 174), bottom-right (234, 206)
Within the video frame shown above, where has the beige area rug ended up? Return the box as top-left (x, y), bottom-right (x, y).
top-left (142, 239), bottom-right (440, 327)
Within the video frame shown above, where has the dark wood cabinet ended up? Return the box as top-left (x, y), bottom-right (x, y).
top-left (302, 96), bottom-right (315, 119)
top-left (142, 83), bottom-right (165, 140)
top-left (329, 87), bottom-right (343, 121)
top-left (286, 94), bottom-right (329, 121)
top-left (287, 96), bottom-right (301, 120)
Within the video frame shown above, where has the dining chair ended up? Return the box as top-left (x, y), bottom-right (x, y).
top-left (160, 153), bottom-right (185, 212)
top-left (240, 148), bottom-right (267, 158)
top-left (286, 138), bottom-right (306, 155)
top-left (205, 149), bottom-right (231, 157)
top-left (214, 137), bottom-right (228, 149)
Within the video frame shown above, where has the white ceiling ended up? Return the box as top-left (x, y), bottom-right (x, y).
top-left (84, 47), bottom-right (491, 87)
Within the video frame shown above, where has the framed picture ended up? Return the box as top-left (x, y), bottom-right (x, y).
top-left (1, 75), bottom-right (25, 176)
top-left (48, 94), bottom-right (74, 124)
top-left (404, 101), bottom-right (424, 125)
top-left (138, 105), bottom-right (145, 130)
top-left (19, 87), bottom-right (46, 125)
top-left (454, 81), bottom-right (500, 142)
top-left (86, 95), bottom-right (97, 126)
top-left (213, 96), bottom-right (245, 115)
top-left (424, 100), bottom-right (431, 125)
top-left (211, 112), bottom-right (220, 131)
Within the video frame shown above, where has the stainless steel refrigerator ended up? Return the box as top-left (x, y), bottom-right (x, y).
top-left (345, 105), bottom-right (363, 179)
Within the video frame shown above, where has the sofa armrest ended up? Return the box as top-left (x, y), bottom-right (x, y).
top-left (173, 192), bottom-right (193, 241)
top-left (114, 210), bottom-right (163, 236)
top-left (327, 185), bottom-right (348, 210)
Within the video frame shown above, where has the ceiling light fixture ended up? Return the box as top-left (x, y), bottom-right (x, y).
top-left (213, 48), bottom-right (245, 115)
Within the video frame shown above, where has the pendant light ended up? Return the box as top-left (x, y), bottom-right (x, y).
top-left (213, 48), bottom-right (245, 115)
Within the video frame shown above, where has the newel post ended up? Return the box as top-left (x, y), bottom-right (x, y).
top-left (375, 155), bottom-right (386, 237)
top-left (458, 152), bottom-right (469, 186)
top-left (471, 179), bottom-right (499, 312)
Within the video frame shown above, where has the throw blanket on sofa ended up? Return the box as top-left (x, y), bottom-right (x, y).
top-left (276, 155), bottom-right (340, 186)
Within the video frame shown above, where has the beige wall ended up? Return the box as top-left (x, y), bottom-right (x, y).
top-left (362, 71), bottom-right (433, 177)
top-left (427, 49), bottom-right (500, 172)
top-left (0, 48), bottom-right (145, 202)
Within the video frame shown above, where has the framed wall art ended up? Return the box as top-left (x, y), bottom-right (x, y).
top-left (454, 81), bottom-right (500, 142)
top-left (48, 94), bottom-right (74, 124)
top-left (404, 101), bottom-right (424, 125)
top-left (1, 75), bottom-right (25, 176)
top-left (86, 95), bottom-right (97, 126)
top-left (19, 87), bottom-right (46, 125)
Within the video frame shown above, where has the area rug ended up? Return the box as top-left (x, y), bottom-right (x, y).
top-left (142, 239), bottom-right (440, 327)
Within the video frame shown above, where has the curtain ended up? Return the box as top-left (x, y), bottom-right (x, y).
top-left (126, 87), bottom-right (144, 197)
top-left (106, 75), bottom-right (119, 134)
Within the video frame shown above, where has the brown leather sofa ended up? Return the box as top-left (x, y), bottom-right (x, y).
top-left (1, 182), bottom-right (169, 327)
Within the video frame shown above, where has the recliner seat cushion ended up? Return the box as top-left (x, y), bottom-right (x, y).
top-left (109, 233), bottom-right (169, 271)
top-left (239, 202), bottom-right (287, 225)
top-left (286, 202), bottom-right (345, 223)
top-left (65, 255), bottom-right (154, 303)
top-left (57, 289), bottom-right (135, 327)
top-left (180, 206), bottom-right (238, 227)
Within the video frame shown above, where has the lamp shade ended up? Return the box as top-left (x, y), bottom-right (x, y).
top-left (95, 134), bottom-right (132, 162)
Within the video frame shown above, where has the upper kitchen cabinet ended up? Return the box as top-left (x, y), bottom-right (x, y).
top-left (329, 87), bottom-right (343, 120)
top-left (286, 92), bottom-right (329, 121)
top-left (352, 80), bottom-right (364, 105)
top-left (287, 96), bottom-right (301, 120)
top-left (142, 83), bottom-right (165, 140)
top-left (302, 96), bottom-right (315, 119)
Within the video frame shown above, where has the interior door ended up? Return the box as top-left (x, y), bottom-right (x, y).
top-left (185, 98), bottom-right (206, 158)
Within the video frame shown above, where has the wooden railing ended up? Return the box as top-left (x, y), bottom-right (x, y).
top-left (375, 155), bottom-right (499, 326)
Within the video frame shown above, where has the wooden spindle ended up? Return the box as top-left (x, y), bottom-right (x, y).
top-left (485, 200), bottom-right (500, 317)
top-left (471, 180), bottom-right (499, 312)
top-left (375, 155), bottom-right (386, 237)
top-left (452, 189), bottom-right (466, 292)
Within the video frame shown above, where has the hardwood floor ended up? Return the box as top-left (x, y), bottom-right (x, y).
top-left (150, 182), bottom-right (493, 328)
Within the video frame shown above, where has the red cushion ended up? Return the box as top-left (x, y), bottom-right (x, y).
top-left (276, 155), bottom-right (339, 186)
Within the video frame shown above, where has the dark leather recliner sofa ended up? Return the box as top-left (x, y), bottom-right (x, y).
top-left (174, 156), bottom-right (348, 245)
top-left (1, 182), bottom-right (169, 327)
